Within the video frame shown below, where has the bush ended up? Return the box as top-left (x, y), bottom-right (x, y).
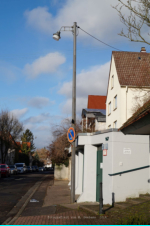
top-left (119, 214), bottom-right (148, 225)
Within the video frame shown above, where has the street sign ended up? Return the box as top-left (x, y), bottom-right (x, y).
top-left (103, 149), bottom-right (107, 156)
top-left (102, 143), bottom-right (108, 150)
top-left (67, 127), bottom-right (75, 143)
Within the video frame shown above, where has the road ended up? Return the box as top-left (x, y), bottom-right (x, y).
top-left (0, 170), bottom-right (54, 224)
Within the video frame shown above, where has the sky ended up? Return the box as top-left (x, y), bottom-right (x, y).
top-left (0, 0), bottom-right (149, 149)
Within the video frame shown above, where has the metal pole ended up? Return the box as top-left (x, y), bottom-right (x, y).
top-left (112, 192), bottom-right (115, 207)
top-left (71, 22), bottom-right (77, 203)
top-left (99, 182), bottom-right (104, 214)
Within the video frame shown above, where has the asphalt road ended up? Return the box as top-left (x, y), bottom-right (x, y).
top-left (0, 170), bottom-right (54, 224)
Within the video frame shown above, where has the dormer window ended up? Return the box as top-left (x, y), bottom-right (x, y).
top-left (111, 75), bottom-right (114, 89)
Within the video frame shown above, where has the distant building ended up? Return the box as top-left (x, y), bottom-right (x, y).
top-left (81, 95), bottom-right (106, 132)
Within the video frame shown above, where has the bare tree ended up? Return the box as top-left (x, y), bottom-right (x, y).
top-left (0, 110), bottom-right (23, 163)
top-left (35, 148), bottom-right (49, 165)
top-left (131, 88), bottom-right (150, 114)
top-left (113, 0), bottom-right (150, 45)
top-left (48, 118), bottom-right (81, 165)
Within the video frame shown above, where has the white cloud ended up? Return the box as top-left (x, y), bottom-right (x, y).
top-left (24, 52), bottom-right (66, 78)
top-left (24, 0), bottom-right (129, 44)
top-left (24, 113), bottom-right (51, 124)
top-left (10, 108), bottom-right (28, 119)
top-left (59, 62), bottom-right (109, 114)
top-left (28, 96), bottom-right (53, 109)
top-left (24, 7), bottom-right (53, 35)
top-left (23, 113), bottom-right (61, 149)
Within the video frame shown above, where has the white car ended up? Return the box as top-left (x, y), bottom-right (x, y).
top-left (15, 163), bottom-right (26, 174)
top-left (9, 165), bottom-right (18, 174)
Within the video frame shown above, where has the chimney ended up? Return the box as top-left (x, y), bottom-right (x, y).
top-left (140, 47), bottom-right (146, 52)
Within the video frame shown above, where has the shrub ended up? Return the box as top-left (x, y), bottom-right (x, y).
top-left (119, 214), bottom-right (148, 225)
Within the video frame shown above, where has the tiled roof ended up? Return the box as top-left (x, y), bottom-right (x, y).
top-left (87, 95), bottom-right (106, 109)
top-left (113, 51), bottom-right (150, 86)
top-left (119, 99), bottom-right (150, 130)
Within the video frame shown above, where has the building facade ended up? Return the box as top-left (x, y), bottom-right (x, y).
top-left (106, 48), bottom-right (150, 129)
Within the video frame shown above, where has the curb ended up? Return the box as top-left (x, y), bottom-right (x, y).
top-left (79, 205), bottom-right (99, 215)
top-left (2, 175), bottom-right (48, 225)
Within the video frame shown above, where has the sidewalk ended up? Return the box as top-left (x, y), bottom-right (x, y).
top-left (8, 178), bottom-right (113, 225)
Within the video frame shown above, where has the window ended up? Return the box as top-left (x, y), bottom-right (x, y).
top-left (108, 102), bottom-right (111, 115)
top-left (114, 95), bottom-right (117, 109)
top-left (114, 121), bottom-right (117, 128)
top-left (111, 75), bottom-right (114, 89)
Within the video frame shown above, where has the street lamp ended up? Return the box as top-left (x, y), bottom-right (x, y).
top-left (53, 31), bottom-right (61, 41)
top-left (53, 22), bottom-right (77, 203)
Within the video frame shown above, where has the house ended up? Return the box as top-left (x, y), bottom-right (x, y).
top-left (74, 48), bottom-right (150, 204)
top-left (120, 98), bottom-right (150, 135)
top-left (0, 134), bottom-right (18, 164)
top-left (81, 95), bottom-right (106, 132)
top-left (106, 47), bottom-right (150, 129)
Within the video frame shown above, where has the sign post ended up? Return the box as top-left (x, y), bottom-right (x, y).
top-left (67, 127), bottom-right (76, 203)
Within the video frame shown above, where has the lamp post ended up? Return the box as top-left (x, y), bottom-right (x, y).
top-left (53, 22), bottom-right (77, 203)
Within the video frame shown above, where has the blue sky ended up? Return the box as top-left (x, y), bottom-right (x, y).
top-left (0, 0), bottom-right (149, 149)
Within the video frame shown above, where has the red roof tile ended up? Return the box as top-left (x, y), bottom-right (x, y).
top-left (87, 95), bottom-right (106, 109)
top-left (113, 51), bottom-right (150, 86)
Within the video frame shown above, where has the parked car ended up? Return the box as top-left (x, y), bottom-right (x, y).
top-left (15, 163), bottom-right (26, 174)
top-left (9, 165), bottom-right (18, 174)
top-left (26, 166), bottom-right (32, 173)
top-left (33, 166), bottom-right (39, 172)
top-left (0, 164), bottom-right (11, 177)
top-left (43, 166), bottom-right (46, 171)
top-left (32, 166), bottom-right (36, 172)
top-left (38, 167), bottom-right (44, 172)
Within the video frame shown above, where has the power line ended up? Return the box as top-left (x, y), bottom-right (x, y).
top-left (78, 26), bottom-right (123, 51)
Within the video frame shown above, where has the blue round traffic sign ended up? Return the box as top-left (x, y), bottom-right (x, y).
top-left (67, 127), bottom-right (75, 143)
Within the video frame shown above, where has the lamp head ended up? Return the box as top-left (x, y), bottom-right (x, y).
top-left (53, 31), bottom-right (61, 41)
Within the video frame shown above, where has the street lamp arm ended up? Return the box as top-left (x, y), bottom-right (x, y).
top-left (59, 26), bottom-right (73, 32)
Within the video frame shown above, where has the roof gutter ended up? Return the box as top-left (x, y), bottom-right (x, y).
top-left (121, 85), bottom-right (150, 88)
top-left (126, 86), bottom-right (128, 121)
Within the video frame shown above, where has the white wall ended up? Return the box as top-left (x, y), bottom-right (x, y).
top-left (54, 164), bottom-right (69, 180)
top-left (75, 150), bottom-right (84, 195)
top-left (75, 153), bottom-right (79, 190)
top-left (95, 121), bottom-right (106, 131)
top-left (106, 55), bottom-right (122, 129)
top-left (112, 132), bottom-right (150, 201)
top-left (77, 145), bottom-right (97, 202)
top-left (77, 131), bottom-right (149, 204)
